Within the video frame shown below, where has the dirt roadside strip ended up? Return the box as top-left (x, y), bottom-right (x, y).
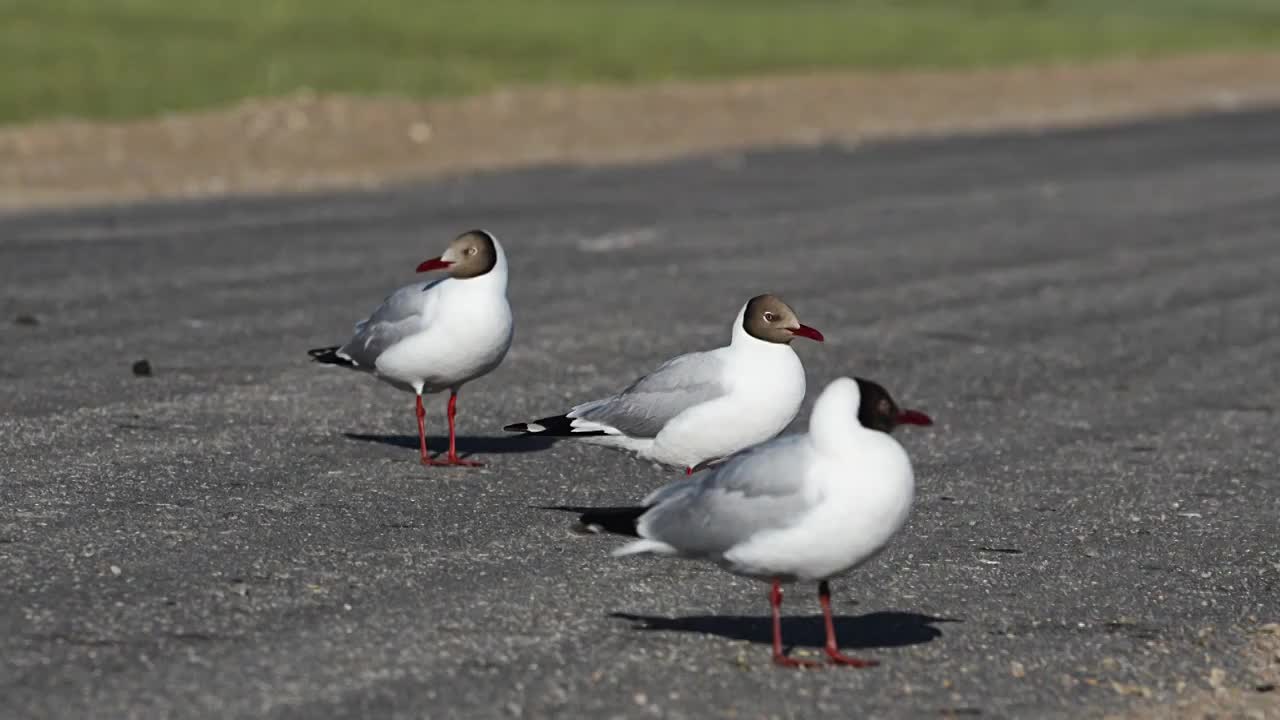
top-left (2, 51), bottom-right (1280, 212)
top-left (1114, 624), bottom-right (1280, 720)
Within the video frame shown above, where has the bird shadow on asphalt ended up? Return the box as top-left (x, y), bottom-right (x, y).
top-left (342, 432), bottom-right (557, 455)
top-left (610, 610), bottom-right (958, 650)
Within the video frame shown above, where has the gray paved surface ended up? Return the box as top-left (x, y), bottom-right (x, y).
top-left (2, 109), bottom-right (1279, 720)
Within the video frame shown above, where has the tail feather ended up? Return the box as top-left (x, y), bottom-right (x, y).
top-left (504, 413), bottom-right (607, 437)
top-left (308, 345), bottom-right (355, 368)
top-left (611, 538), bottom-right (675, 557)
top-left (540, 505), bottom-right (650, 537)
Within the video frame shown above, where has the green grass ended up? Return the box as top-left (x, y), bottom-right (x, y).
top-left (3, 0), bottom-right (1280, 124)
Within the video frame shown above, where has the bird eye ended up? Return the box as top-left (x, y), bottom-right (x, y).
top-left (763, 312), bottom-right (777, 322)
top-left (466, 247), bottom-right (477, 256)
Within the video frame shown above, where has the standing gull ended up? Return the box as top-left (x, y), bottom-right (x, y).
top-left (503, 294), bottom-right (824, 474)
top-left (571, 377), bottom-right (916, 668)
top-left (309, 229), bottom-right (513, 467)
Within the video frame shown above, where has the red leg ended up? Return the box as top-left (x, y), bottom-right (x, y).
top-left (771, 580), bottom-right (819, 668)
top-left (819, 580), bottom-right (878, 668)
top-left (685, 466), bottom-right (693, 476)
top-left (417, 394), bottom-right (447, 466)
top-left (444, 391), bottom-right (483, 467)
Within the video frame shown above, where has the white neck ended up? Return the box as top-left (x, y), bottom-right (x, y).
top-left (808, 377), bottom-right (865, 455)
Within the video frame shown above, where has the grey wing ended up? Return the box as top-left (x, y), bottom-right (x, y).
top-left (338, 279), bottom-right (443, 368)
top-left (638, 434), bottom-right (815, 557)
top-left (571, 352), bottom-right (729, 437)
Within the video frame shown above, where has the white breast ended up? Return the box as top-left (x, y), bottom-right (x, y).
top-left (647, 343), bottom-right (806, 468)
top-left (375, 280), bottom-right (513, 392)
top-left (723, 436), bottom-right (914, 582)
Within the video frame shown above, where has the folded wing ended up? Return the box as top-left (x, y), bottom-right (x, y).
top-left (570, 351), bottom-right (730, 438)
top-left (338, 279), bottom-right (445, 368)
top-left (631, 434), bottom-right (815, 558)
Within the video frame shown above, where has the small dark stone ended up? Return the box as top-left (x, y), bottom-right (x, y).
top-left (1257, 683), bottom-right (1276, 693)
top-left (14, 314), bottom-right (38, 326)
top-left (132, 359), bottom-right (153, 377)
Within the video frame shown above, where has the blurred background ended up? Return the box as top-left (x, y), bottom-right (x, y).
top-left (2, 0), bottom-right (1278, 207)
top-left (4, 0), bottom-right (1279, 123)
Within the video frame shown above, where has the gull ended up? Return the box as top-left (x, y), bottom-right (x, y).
top-left (503, 294), bottom-right (823, 474)
top-left (309, 229), bottom-right (513, 467)
top-left (569, 377), bottom-right (917, 668)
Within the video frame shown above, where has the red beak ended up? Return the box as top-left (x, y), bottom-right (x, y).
top-left (897, 409), bottom-right (934, 427)
top-left (416, 257), bottom-right (453, 273)
top-left (788, 324), bottom-right (824, 342)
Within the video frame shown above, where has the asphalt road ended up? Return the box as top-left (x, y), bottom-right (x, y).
top-left (3, 108), bottom-right (1279, 720)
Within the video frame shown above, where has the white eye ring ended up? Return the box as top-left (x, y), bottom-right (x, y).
top-left (466, 247), bottom-right (477, 256)
top-left (763, 312), bottom-right (776, 322)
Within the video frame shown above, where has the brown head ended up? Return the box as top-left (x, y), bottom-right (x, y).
top-left (416, 229), bottom-right (499, 279)
top-left (741, 294), bottom-right (824, 344)
top-left (855, 377), bottom-right (934, 434)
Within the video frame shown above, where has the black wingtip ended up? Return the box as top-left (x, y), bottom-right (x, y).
top-left (538, 505), bottom-right (649, 538)
top-left (308, 346), bottom-right (355, 368)
top-left (503, 414), bottom-right (608, 437)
